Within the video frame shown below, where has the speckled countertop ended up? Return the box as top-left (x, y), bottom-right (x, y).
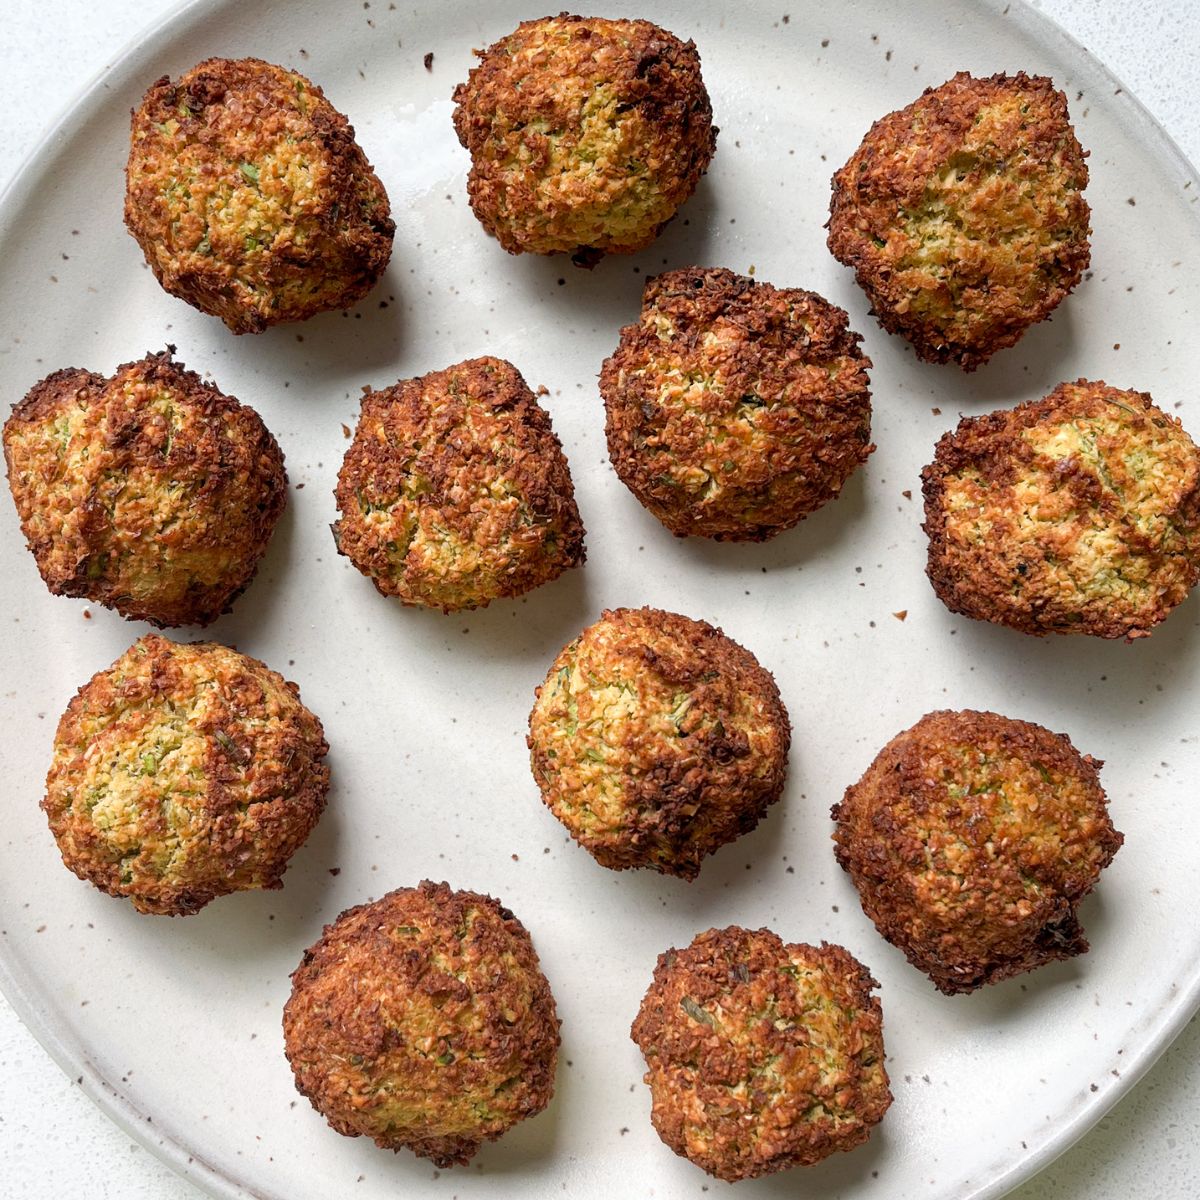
top-left (2, 2), bottom-right (1198, 1197)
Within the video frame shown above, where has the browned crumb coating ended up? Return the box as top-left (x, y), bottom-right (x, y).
top-left (602, 267), bottom-right (873, 540)
top-left (3, 350), bottom-right (286, 628)
top-left (43, 634), bottom-right (330, 916)
top-left (283, 881), bottom-right (560, 1166)
top-left (631, 926), bottom-right (891, 1181)
top-left (333, 356), bottom-right (585, 612)
top-left (125, 57), bottom-right (394, 332)
top-left (828, 71), bottom-right (1090, 369)
top-left (922, 379), bottom-right (1200, 639)
top-left (832, 710), bottom-right (1122, 994)
top-left (452, 14), bottom-right (716, 261)
top-left (528, 607), bottom-right (790, 879)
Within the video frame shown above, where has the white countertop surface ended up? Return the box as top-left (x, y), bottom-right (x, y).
top-left (2, 2), bottom-right (1198, 1197)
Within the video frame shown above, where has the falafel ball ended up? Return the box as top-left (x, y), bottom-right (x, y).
top-left (832, 709), bottom-right (1122, 995)
top-left (43, 634), bottom-right (330, 916)
top-left (3, 350), bottom-right (286, 628)
top-left (451, 15), bottom-right (716, 263)
top-left (601, 267), bottom-right (874, 540)
top-left (631, 926), bottom-right (891, 1181)
top-left (125, 57), bottom-right (394, 333)
top-left (922, 379), bottom-right (1200, 639)
top-left (283, 880), bottom-right (559, 1166)
top-left (528, 607), bottom-right (790, 879)
top-left (827, 71), bottom-right (1090, 370)
top-left (333, 356), bottom-right (585, 612)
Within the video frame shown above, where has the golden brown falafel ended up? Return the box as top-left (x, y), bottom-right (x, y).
top-left (601, 267), bottom-right (874, 540)
top-left (922, 379), bottom-right (1200, 639)
top-left (452, 14), bottom-right (716, 263)
top-left (631, 926), bottom-right (890, 1181)
top-left (125, 57), bottom-right (394, 333)
top-left (43, 634), bottom-right (329, 916)
top-left (283, 881), bottom-right (559, 1166)
top-left (3, 350), bottom-right (286, 628)
top-left (828, 72), bottom-right (1090, 370)
top-left (528, 607), bottom-right (789, 879)
top-left (333, 356), bottom-right (585, 612)
top-left (832, 709), bottom-right (1122, 995)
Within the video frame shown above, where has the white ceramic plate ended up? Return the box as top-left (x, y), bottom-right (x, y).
top-left (2, 2), bottom-right (1199, 1198)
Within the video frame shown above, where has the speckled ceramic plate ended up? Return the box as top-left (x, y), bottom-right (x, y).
top-left (2, 1), bottom-right (1199, 1198)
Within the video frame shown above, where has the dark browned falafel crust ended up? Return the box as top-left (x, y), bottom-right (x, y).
top-left (43, 634), bottom-right (330, 916)
top-left (125, 57), bottom-right (394, 333)
top-left (631, 926), bottom-right (891, 1181)
top-left (828, 71), bottom-right (1090, 370)
top-left (3, 350), bottom-right (286, 628)
top-left (922, 379), bottom-right (1200, 639)
top-left (832, 710), bottom-right (1122, 995)
top-left (451, 14), bottom-right (716, 262)
top-left (283, 881), bottom-right (560, 1166)
top-left (528, 607), bottom-right (790, 879)
top-left (602, 267), bottom-right (874, 540)
top-left (333, 356), bottom-right (585, 612)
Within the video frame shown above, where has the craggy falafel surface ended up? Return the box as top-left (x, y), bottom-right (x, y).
top-left (832, 709), bottom-right (1122, 995)
top-left (922, 379), bottom-right (1200, 639)
top-left (602, 267), bottom-right (873, 540)
top-left (452, 14), bottom-right (716, 262)
top-left (125, 57), bottom-right (394, 333)
top-left (3, 351), bottom-right (286, 628)
top-left (43, 634), bottom-right (330, 916)
top-left (828, 71), bottom-right (1090, 370)
top-left (333, 356), bottom-right (585, 612)
top-left (631, 926), bottom-right (891, 1181)
top-left (283, 881), bottom-right (559, 1166)
top-left (528, 607), bottom-right (790, 879)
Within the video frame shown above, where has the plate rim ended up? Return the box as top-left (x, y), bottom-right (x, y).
top-left (1, 2), bottom-right (1198, 1198)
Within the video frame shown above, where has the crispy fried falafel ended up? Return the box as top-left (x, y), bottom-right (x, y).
top-left (452, 14), bottom-right (716, 263)
top-left (3, 351), bottom-right (286, 628)
top-left (832, 710), bottom-right (1122, 995)
top-left (528, 607), bottom-right (789, 879)
top-left (333, 356), bottom-right (585, 612)
top-left (922, 379), bottom-right (1200, 639)
top-left (828, 72), bottom-right (1090, 370)
top-left (631, 927), bottom-right (890, 1181)
top-left (43, 634), bottom-right (329, 916)
top-left (125, 57), bottom-right (394, 333)
top-left (283, 881), bottom-right (559, 1166)
top-left (602, 267), bottom-right (874, 540)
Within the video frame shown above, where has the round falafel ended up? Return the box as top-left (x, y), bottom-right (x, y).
top-left (832, 709), bottom-right (1123, 995)
top-left (333, 356), bottom-right (585, 612)
top-left (528, 607), bottom-right (790, 879)
top-left (283, 880), bottom-right (559, 1166)
top-left (630, 926), bottom-right (891, 1181)
top-left (3, 350), bottom-right (286, 628)
top-left (922, 379), bottom-right (1200, 639)
top-left (43, 634), bottom-right (330, 916)
top-left (125, 57), bottom-right (394, 333)
top-left (827, 71), bottom-right (1090, 370)
top-left (601, 267), bottom-right (874, 540)
top-left (452, 14), bottom-right (716, 263)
